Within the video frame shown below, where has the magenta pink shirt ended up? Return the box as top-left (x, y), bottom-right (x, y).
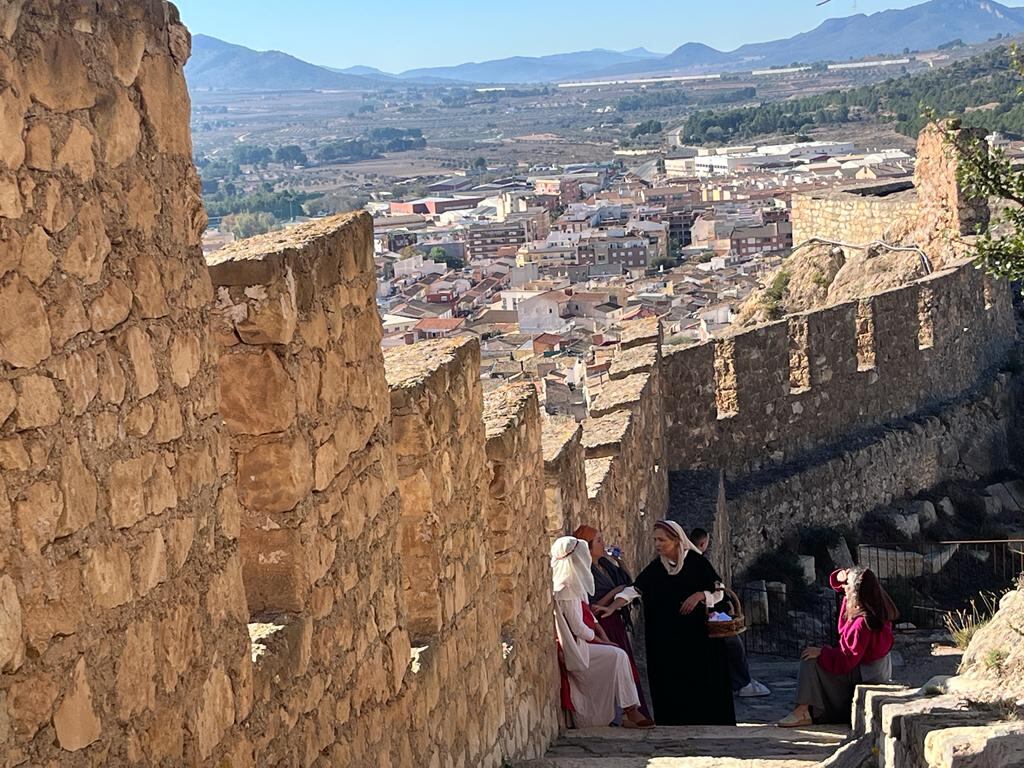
top-left (818, 570), bottom-right (894, 675)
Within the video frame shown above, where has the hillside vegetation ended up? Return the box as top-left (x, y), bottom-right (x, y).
top-left (681, 47), bottom-right (1024, 144)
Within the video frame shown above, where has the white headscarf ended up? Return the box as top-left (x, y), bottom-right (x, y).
top-left (655, 520), bottom-right (701, 577)
top-left (551, 536), bottom-right (595, 602)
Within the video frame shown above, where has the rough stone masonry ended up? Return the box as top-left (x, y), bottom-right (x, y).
top-left (0, 2), bottom-right (1020, 767)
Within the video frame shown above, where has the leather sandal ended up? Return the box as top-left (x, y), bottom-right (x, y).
top-left (623, 717), bottom-right (655, 729)
top-left (776, 712), bottom-right (813, 728)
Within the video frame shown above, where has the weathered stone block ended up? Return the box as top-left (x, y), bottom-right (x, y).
top-left (218, 350), bottom-right (297, 435)
top-left (53, 657), bottom-right (102, 751)
top-left (57, 438), bottom-right (97, 537)
top-left (83, 542), bottom-right (133, 609)
top-left (14, 373), bottom-right (61, 429)
top-left (191, 664), bottom-right (235, 761)
top-left (115, 618), bottom-right (157, 721)
top-left (89, 277), bottom-right (133, 332)
top-left (241, 528), bottom-right (306, 613)
top-left (15, 481), bottom-right (62, 554)
top-left (0, 275), bottom-right (51, 367)
top-left (237, 438), bottom-right (312, 513)
top-left (0, 574), bottom-right (23, 672)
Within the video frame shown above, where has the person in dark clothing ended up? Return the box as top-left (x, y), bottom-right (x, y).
top-left (598, 520), bottom-right (736, 726)
top-left (691, 528), bottom-right (771, 699)
top-left (572, 524), bottom-right (650, 718)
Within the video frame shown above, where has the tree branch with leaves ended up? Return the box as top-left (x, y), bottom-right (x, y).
top-left (949, 46), bottom-right (1024, 286)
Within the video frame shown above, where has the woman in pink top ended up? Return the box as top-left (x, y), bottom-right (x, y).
top-left (778, 567), bottom-right (899, 727)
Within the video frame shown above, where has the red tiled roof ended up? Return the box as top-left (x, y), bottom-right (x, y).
top-left (533, 333), bottom-right (563, 346)
top-left (414, 318), bottom-right (465, 332)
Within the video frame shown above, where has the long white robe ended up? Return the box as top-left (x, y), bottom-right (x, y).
top-left (555, 597), bottom-right (640, 727)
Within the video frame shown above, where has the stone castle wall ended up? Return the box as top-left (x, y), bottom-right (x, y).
top-left (1, 4), bottom-right (564, 765)
top-left (664, 262), bottom-right (1015, 476)
top-left (791, 191), bottom-right (919, 247)
top-left (1, 3), bottom-right (1020, 764)
top-left (483, 383), bottom-right (560, 758)
top-left (207, 215), bottom-right (412, 764)
top-left (726, 372), bottom-right (1020, 574)
top-left (0, 3), bottom-right (254, 764)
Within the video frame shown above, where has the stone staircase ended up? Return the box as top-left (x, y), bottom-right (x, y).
top-left (517, 724), bottom-right (849, 767)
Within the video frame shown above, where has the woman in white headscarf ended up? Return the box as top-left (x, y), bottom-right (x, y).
top-left (597, 520), bottom-right (735, 726)
top-left (552, 536), bottom-right (653, 728)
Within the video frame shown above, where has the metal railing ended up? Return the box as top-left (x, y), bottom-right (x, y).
top-left (856, 539), bottom-right (1024, 629)
top-left (737, 584), bottom-right (839, 657)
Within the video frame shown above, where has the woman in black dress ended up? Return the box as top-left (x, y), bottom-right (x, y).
top-left (597, 520), bottom-right (735, 726)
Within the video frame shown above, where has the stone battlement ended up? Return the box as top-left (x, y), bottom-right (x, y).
top-left (664, 261), bottom-right (1015, 474)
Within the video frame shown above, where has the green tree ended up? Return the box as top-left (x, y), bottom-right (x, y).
top-left (274, 145), bottom-right (308, 165)
top-left (953, 125), bottom-right (1024, 285)
top-left (473, 156), bottom-right (488, 171)
top-left (222, 212), bottom-right (278, 240)
top-left (399, 245), bottom-right (423, 260)
top-left (231, 145), bottom-right (273, 166)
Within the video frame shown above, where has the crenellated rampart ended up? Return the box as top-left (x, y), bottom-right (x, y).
top-left (663, 262), bottom-right (1015, 475)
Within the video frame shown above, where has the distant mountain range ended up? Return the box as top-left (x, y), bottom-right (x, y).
top-left (186, 0), bottom-right (1024, 90)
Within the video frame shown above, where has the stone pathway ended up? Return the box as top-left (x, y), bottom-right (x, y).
top-left (519, 634), bottom-right (963, 767)
top-left (517, 724), bottom-right (849, 767)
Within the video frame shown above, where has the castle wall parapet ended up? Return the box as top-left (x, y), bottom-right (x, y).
top-left (483, 383), bottom-right (559, 758)
top-left (541, 419), bottom-right (588, 540)
top-left (664, 262), bottom-right (1015, 476)
top-left (0, 4), bottom-right (253, 764)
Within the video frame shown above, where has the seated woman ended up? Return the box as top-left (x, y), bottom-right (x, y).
top-left (778, 567), bottom-right (898, 727)
top-left (598, 520), bottom-right (735, 726)
top-left (552, 536), bottom-right (654, 729)
top-left (572, 525), bottom-right (650, 717)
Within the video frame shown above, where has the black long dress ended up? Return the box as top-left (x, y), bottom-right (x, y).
top-left (632, 553), bottom-right (736, 726)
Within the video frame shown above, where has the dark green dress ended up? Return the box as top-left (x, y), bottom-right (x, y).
top-left (633, 553), bottom-right (736, 726)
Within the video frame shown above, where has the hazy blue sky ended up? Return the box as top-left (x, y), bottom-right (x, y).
top-left (174, 0), bottom-right (1024, 72)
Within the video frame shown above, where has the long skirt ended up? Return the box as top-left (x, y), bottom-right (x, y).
top-left (796, 654), bottom-right (893, 724)
top-left (567, 643), bottom-right (641, 728)
top-left (597, 611), bottom-right (650, 718)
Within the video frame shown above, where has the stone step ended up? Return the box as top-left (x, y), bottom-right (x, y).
top-left (517, 724), bottom-right (849, 767)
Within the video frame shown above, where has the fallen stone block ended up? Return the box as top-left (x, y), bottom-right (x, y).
top-left (797, 554), bottom-right (816, 585)
top-left (743, 580), bottom-right (769, 625)
top-left (937, 497), bottom-right (957, 519)
top-left (986, 483), bottom-right (1022, 514)
top-left (925, 723), bottom-right (1024, 768)
top-left (1005, 480), bottom-right (1024, 510)
top-left (890, 511), bottom-right (922, 539)
top-left (981, 494), bottom-right (1004, 518)
top-left (924, 544), bottom-right (960, 575)
top-left (909, 500), bottom-right (938, 529)
top-left (827, 536), bottom-right (855, 570)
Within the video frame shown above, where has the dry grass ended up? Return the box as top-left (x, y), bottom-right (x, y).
top-left (944, 591), bottom-right (1002, 650)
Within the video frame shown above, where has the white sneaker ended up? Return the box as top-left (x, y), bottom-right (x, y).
top-left (738, 680), bottom-right (772, 698)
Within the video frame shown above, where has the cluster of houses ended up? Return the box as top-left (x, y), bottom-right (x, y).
top-left (206, 133), bottom-right (1024, 421)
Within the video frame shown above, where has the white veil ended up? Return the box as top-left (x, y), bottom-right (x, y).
top-left (551, 536), bottom-right (594, 672)
top-left (551, 536), bottom-right (595, 601)
top-left (656, 520), bottom-right (701, 577)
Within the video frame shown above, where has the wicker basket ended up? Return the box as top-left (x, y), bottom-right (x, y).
top-left (706, 586), bottom-right (746, 639)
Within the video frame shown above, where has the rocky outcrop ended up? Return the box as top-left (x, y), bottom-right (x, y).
top-left (738, 122), bottom-right (989, 326)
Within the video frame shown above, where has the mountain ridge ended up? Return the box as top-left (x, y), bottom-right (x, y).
top-left (186, 0), bottom-right (1024, 90)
